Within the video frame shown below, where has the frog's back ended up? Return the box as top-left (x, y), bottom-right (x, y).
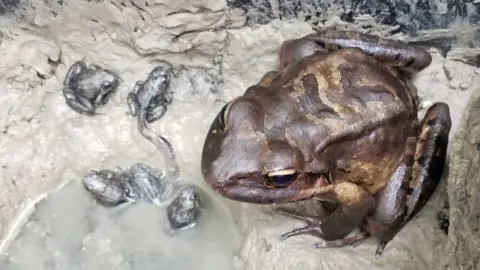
top-left (246, 48), bottom-right (416, 142)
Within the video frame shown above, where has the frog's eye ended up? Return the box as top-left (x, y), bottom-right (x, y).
top-left (218, 101), bottom-right (233, 126)
top-left (101, 81), bottom-right (113, 88)
top-left (264, 169), bottom-right (297, 188)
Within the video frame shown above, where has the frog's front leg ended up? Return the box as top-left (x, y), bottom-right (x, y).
top-left (364, 102), bottom-right (451, 257)
top-left (304, 30), bottom-right (432, 71)
top-left (278, 182), bottom-right (375, 247)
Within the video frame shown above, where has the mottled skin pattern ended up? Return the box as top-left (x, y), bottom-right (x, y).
top-left (201, 30), bottom-right (452, 257)
top-left (82, 163), bottom-right (171, 207)
top-left (127, 66), bottom-right (174, 124)
top-left (167, 186), bottom-right (202, 233)
top-left (63, 61), bottom-right (120, 116)
top-left (127, 66), bottom-right (180, 181)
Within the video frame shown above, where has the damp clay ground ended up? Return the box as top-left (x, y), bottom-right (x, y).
top-left (0, 1), bottom-right (479, 270)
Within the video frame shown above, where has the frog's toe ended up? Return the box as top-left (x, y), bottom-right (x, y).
top-left (279, 224), bottom-right (324, 241)
top-left (312, 230), bottom-right (369, 249)
top-left (374, 241), bottom-right (388, 259)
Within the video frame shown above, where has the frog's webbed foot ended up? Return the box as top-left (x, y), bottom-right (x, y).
top-left (277, 208), bottom-right (369, 248)
top-left (63, 87), bottom-right (96, 116)
top-left (304, 30), bottom-right (432, 71)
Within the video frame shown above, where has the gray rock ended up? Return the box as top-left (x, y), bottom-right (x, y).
top-left (442, 86), bottom-right (480, 269)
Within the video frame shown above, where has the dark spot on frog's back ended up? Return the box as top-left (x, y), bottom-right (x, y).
top-left (338, 60), bottom-right (408, 104)
top-left (299, 73), bottom-right (336, 114)
top-left (301, 73), bottom-right (319, 96)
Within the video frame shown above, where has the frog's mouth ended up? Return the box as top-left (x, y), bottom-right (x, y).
top-left (210, 173), bottom-right (333, 204)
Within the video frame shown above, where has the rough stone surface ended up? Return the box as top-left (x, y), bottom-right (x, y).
top-left (227, 0), bottom-right (480, 65)
top-left (227, 0), bottom-right (480, 33)
top-left (441, 86), bottom-right (480, 270)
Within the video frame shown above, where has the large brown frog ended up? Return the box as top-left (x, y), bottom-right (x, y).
top-left (200, 30), bottom-right (452, 257)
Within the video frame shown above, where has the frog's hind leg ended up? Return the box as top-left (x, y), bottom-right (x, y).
top-left (364, 102), bottom-right (451, 258)
top-left (405, 102), bottom-right (451, 218)
top-left (304, 30), bottom-right (432, 71)
top-left (277, 182), bottom-right (375, 248)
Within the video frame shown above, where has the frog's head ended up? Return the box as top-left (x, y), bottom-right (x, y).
top-left (201, 97), bottom-right (331, 204)
top-left (149, 66), bottom-right (171, 83)
top-left (145, 66), bottom-right (172, 92)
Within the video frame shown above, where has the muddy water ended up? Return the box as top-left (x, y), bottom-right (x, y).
top-left (0, 180), bottom-right (237, 270)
